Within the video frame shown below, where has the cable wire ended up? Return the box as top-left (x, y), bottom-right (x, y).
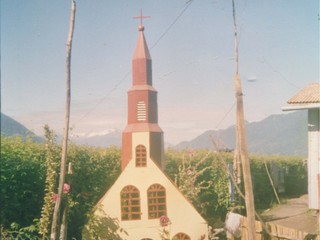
top-left (214, 101), bottom-right (236, 130)
top-left (151, 0), bottom-right (194, 49)
top-left (76, 1), bottom-right (194, 123)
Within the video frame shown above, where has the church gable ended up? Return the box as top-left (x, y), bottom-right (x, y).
top-left (96, 157), bottom-right (208, 239)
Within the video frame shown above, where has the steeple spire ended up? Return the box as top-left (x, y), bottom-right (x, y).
top-left (132, 9), bottom-right (152, 85)
top-left (121, 12), bottom-right (164, 171)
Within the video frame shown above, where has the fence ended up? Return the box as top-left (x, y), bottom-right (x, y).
top-left (239, 217), bottom-right (319, 240)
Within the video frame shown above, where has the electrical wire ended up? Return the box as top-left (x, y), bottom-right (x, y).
top-left (76, 0), bottom-right (194, 123)
top-left (151, 0), bottom-right (194, 49)
top-left (78, 71), bottom-right (130, 121)
top-left (262, 60), bottom-right (301, 89)
top-left (214, 101), bottom-right (236, 130)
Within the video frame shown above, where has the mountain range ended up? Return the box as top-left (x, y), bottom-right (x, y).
top-left (175, 111), bottom-right (307, 156)
top-left (1, 111), bottom-right (308, 156)
top-left (1, 113), bottom-right (43, 142)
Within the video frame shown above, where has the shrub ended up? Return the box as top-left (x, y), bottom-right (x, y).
top-left (0, 136), bottom-right (47, 228)
top-left (0, 136), bottom-right (121, 239)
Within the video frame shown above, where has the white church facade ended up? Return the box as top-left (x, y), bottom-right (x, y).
top-left (94, 13), bottom-right (208, 240)
top-left (96, 150), bottom-right (208, 239)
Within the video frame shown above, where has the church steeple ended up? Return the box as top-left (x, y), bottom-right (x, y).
top-left (95, 12), bottom-right (208, 240)
top-left (132, 10), bottom-right (152, 86)
top-left (121, 13), bottom-right (164, 171)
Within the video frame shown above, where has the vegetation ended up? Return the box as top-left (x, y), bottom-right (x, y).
top-left (82, 206), bottom-right (127, 240)
top-left (165, 149), bottom-right (231, 226)
top-left (0, 135), bottom-right (307, 239)
top-left (0, 135), bottom-right (121, 239)
top-left (250, 154), bottom-right (307, 208)
top-left (1, 136), bottom-right (47, 229)
top-left (39, 126), bottom-right (60, 239)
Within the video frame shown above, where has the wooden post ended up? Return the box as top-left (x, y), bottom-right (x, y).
top-left (232, 0), bottom-right (256, 239)
top-left (50, 1), bottom-right (76, 239)
top-left (318, 174), bottom-right (320, 233)
top-left (264, 160), bottom-right (281, 204)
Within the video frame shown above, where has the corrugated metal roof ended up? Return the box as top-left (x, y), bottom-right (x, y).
top-left (288, 83), bottom-right (320, 104)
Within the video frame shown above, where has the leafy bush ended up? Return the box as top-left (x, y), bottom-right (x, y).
top-left (165, 149), bottom-right (307, 223)
top-left (282, 158), bottom-right (307, 196)
top-left (165, 149), bottom-right (231, 226)
top-left (0, 136), bottom-right (121, 239)
top-left (82, 205), bottom-right (127, 240)
top-left (0, 136), bottom-right (47, 228)
top-left (1, 220), bottom-right (41, 240)
top-left (250, 155), bottom-right (307, 208)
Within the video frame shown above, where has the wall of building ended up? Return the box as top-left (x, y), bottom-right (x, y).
top-left (97, 148), bottom-right (208, 239)
top-left (308, 108), bottom-right (320, 209)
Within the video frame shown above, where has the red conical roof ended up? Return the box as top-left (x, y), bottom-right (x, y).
top-left (133, 27), bottom-right (151, 60)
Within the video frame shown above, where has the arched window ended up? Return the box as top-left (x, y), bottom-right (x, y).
top-left (172, 233), bottom-right (191, 240)
top-left (147, 184), bottom-right (167, 219)
top-left (136, 144), bottom-right (147, 167)
top-left (120, 185), bottom-right (141, 220)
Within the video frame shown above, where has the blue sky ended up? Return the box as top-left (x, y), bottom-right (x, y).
top-left (1, 0), bottom-right (319, 144)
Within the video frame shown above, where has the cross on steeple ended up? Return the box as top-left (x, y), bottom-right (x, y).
top-left (133, 8), bottom-right (150, 31)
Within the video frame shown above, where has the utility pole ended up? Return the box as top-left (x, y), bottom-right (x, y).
top-left (232, 0), bottom-right (256, 239)
top-left (50, 1), bottom-right (76, 239)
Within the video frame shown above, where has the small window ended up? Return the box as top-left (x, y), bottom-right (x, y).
top-left (172, 233), bottom-right (191, 240)
top-left (120, 185), bottom-right (141, 221)
top-left (147, 184), bottom-right (167, 219)
top-left (136, 145), bottom-right (147, 167)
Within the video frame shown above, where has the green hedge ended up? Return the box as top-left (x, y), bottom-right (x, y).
top-left (0, 136), bottom-right (121, 240)
top-left (250, 155), bottom-right (307, 208)
top-left (0, 136), bottom-right (307, 238)
top-left (0, 136), bottom-right (47, 228)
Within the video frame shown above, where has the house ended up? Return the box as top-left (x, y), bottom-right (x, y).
top-left (93, 16), bottom-right (208, 240)
top-left (282, 82), bottom-right (320, 209)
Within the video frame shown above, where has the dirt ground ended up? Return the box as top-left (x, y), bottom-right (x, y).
top-left (261, 194), bottom-right (319, 235)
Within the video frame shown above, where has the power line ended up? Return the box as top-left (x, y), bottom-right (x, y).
top-left (76, 1), bottom-right (194, 123)
top-left (78, 71), bottom-right (130, 122)
top-left (214, 101), bottom-right (236, 130)
top-left (209, 101), bottom-right (236, 151)
top-left (151, 0), bottom-right (194, 49)
top-left (262, 60), bottom-right (301, 89)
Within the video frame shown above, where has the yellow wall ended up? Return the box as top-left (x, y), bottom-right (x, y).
top-left (97, 132), bottom-right (208, 239)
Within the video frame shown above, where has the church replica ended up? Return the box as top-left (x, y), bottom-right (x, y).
top-left (94, 15), bottom-right (208, 240)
